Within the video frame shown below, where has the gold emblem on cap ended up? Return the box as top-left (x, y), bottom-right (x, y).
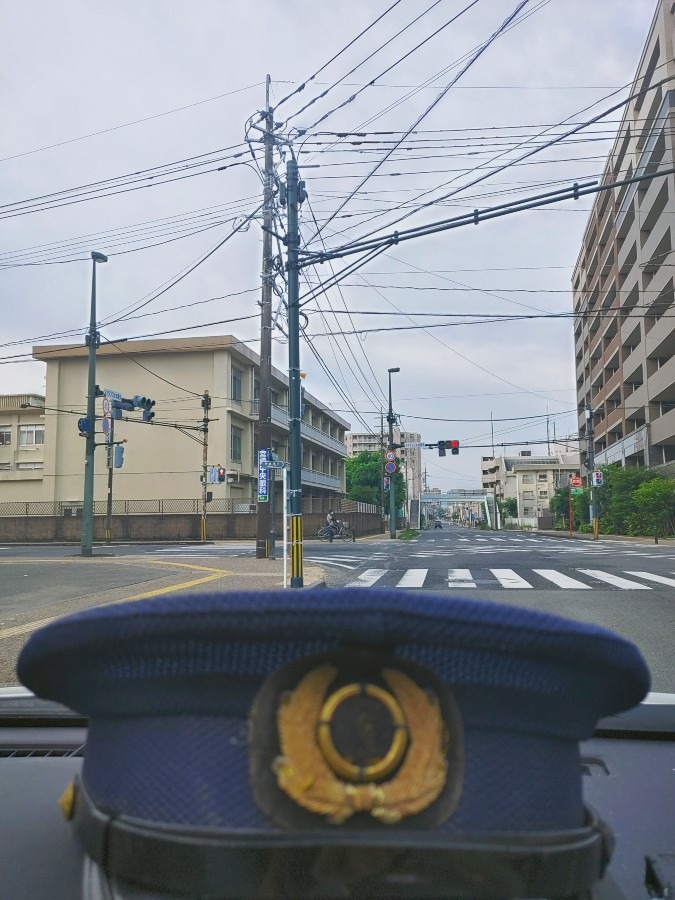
top-left (274, 664), bottom-right (448, 825)
top-left (58, 781), bottom-right (76, 821)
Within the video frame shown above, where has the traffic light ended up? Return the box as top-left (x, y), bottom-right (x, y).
top-left (438, 440), bottom-right (447, 457)
top-left (450, 440), bottom-right (460, 455)
top-left (133, 396), bottom-right (156, 423)
top-left (217, 466), bottom-right (226, 483)
top-left (114, 445), bottom-right (125, 469)
top-left (438, 440), bottom-right (460, 457)
top-left (592, 470), bottom-right (604, 487)
top-left (77, 417), bottom-right (90, 436)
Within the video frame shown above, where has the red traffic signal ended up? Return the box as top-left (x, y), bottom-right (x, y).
top-left (450, 440), bottom-right (460, 455)
top-left (217, 467), bottom-right (226, 483)
top-left (438, 440), bottom-right (460, 457)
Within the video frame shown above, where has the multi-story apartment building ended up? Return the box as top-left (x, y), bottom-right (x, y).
top-left (0, 394), bottom-right (47, 501)
top-left (24, 336), bottom-right (349, 506)
top-left (345, 427), bottom-right (423, 506)
top-left (572, 0), bottom-right (675, 472)
top-left (481, 449), bottom-right (580, 524)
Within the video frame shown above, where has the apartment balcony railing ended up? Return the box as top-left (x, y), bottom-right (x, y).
top-left (301, 468), bottom-right (342, 491)
top-left (249, 401), bottom-right (347, 456)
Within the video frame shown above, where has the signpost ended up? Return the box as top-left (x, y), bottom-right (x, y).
top-left (258, 449), bottom-right (269, 503)
top-left (385, 461), bottom-right (396, 474)
top-left (261, 458), bottom-right (289, 588)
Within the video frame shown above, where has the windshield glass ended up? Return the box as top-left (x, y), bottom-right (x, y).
top-left (0, 6), bottom-right (672, 706)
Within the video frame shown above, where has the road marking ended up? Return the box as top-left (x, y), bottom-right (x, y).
top-left (396, 568), bottom-right (428, 588)
top-left (0, 560), bottom-right (231, 642)
top-left (624, 571), bottom-right (675, 588)
top-left (447, 568), bottom-right (476, 589)
top-left (533, 569), bottom-right (592, 589)
top-left (345, 568), bottom-right (386, 587)
top-left (576, 569), bottom-right (651, 590)
top-left (490, 569), bottom-right (532, 589)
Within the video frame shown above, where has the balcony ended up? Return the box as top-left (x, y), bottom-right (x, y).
top-left (249, 401), bottom-right (347, 456)
top-left (301, 468), bottom-right (342, 491)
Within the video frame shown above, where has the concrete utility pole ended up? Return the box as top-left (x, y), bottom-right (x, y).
top-left (200, 390), bottom-right (211, 541)
top-left (286, 156), bottom-right (305, 587)
top-left (256, 74), bottom-right (274, 559)
top-left (105, 416), bottom-right (115, 544)
top-left (81, 250), bottom-right (108, 558)
top-left (585, 405), bottom-right (598, 540)
top-left (387, 367), bottom-right (400, 539)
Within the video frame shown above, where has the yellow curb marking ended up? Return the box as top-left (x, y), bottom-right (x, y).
top-left (0, 559), bottom-right (232, 641)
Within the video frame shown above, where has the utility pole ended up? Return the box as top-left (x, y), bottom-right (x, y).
top-left (256, 74), bottom-right (274, 559)
top-left (200, 390), bottom-right (211, 542)
top-left (585, 405), bottom-right (598, 540)
top-left (81, 251), bottom-right (108, 558)
top-left (387, 366), bottom-right (400, 539)
top-left (379, 411), bottom-right (385, 524)
top-left (286, 156), bottom-right (305, 587)
top-left (105, 416), bottom-right (114, 544)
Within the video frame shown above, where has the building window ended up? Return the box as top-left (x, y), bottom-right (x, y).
top-left (538, 473), bottom-right (548, 481)
top-left (231, 367), bottom-right (242, 403)
top-left (522, 474), bottom-right (534, 484)
top-left (17, 462), bottom-right (43, 470)
top-left (19, 425), bottom-right (44, 446)
top-left (0, 462), bottom-right (10, 470)
top-left (538, 490), bottom-right (548, 498)
top-left (523, 491), bottom-right (534, 500)
top-left (0, 426), bottom-right (10, 445)
top-left (230, 425), bottom-right (242, 462)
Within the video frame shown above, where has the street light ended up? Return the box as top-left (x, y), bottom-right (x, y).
top-left (81, 250), bottom-right (108, 558)
top-left (387, 367), bottom-right (400, 539)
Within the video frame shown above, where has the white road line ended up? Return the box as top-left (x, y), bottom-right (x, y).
top-left (345, 568), bottom-right (386, 588)
top-left (577, 569), bottom-right (651, 590)
top-left (624, 571), bottom-right (675, 588)
top-left (490, 569), bottom-right (532, 589)
top-left (396, 569), bottom-right (428, 588)
top-left (533, 569), bottom-right (592, 589)
top-left (447, 569), bottom-right (476, 589)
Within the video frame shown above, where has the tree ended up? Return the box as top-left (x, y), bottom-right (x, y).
top-left (627, 478), bottom-right (675, 540)
top-left (500, 497), bottom-right (517, 518)
top-left (345, 451), bottom-right (405, 508)
top-left (595, 464), bottom-right (655, 534)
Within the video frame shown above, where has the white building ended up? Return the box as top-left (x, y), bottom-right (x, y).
top-left (481, 448), bottom-right (581, 528)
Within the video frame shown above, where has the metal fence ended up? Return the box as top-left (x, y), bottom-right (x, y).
top-left (0, 497), bottom-right (380, 517)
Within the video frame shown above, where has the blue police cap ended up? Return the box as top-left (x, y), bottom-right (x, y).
top-left (17, 589), bottom-right (650, 898)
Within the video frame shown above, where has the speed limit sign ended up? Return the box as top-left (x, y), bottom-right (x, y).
top-left (102, 397), bottom-right (111, 415)
top-left (385, 450), bottom-right (396, 462)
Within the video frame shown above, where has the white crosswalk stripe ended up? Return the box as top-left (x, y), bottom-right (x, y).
top-left (490, 569), bottom-right (532, 589)
top-left (447, 569), bottom-right (476, 589)
top-left (623, 571), bottom-right (675, 588)
top-left (396, 569), bottom-right (428, 588)
top-left (576, 570), bottom-right (651, 590)
top-left (532, 569), bottom-right (592, 589)
top-left (341, 566), bottom-right (675, 591)
top-left (345, 568), bottom-right (386, 587)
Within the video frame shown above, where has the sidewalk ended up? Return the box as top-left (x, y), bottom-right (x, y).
top-left (190, 555), bottom-right (327, 591)
top-left (527, 530), bottom-right (674, 545)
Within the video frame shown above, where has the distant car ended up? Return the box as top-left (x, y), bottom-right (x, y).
top-left (434, 519), bottom-right (443, 529)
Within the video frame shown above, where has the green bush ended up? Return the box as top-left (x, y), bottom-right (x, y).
top-left (398, 528), bottom-right (420, 541)
top-left (579, 523), bottom-right (593, 534)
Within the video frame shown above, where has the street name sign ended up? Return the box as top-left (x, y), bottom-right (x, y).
top-left (404, 442), bottom-right (425, 448)
top-left (103, 388), bottom-right (122, 401)
top-left (258, 449), bottom-right (269, 503)
top-left (261, 461), bottom-right (286, 469)
top-left (570, 488), bottom-right (584, 495)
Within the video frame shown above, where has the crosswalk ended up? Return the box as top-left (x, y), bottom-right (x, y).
top-left (344, 567), bottom-right (675, 591)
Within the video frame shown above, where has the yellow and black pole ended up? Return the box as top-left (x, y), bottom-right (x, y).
top-left (286, 156), bottom-right (305, 587)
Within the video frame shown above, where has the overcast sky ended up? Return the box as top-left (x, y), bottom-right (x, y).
top-left (0, 0), bottom-right (660, 486)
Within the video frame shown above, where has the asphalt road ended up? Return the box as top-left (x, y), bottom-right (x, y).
top-left (304, 525), bottom-right (675, 692)
top-left (1, 528), bottom-right (674, 690)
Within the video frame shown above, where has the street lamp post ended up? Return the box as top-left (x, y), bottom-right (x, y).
top-left (387, 367), bottom-right (400, 539)
top-left (81, 251), bottom-right (108, 558)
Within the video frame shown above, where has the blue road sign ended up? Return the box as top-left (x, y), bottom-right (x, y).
top-left (258, 449), bottom-right (269, 502)
top-left (385, 461), bottom-right (396, 474)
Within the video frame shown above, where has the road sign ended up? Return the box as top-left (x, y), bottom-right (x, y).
top-left (385, 461), bottom-right (396, 474)
top-left (570, 488), bottom-right (584, 495)
top-left (570, 475), bottom-right (582, 487)
top-left (258, 449), bottom-right (269, 502)
top-left (103, 388), bottom-right (122, 401)
top-left (385, 450), bottom-right (396, 462)
top-left (101, 414), bottom-right (111, 443)
top-left (262, 460), bottom-right (286, 469)
top-left (404, 442), bottom-right (425, 448)
top-left (101, 397), bottom-right (111, 415)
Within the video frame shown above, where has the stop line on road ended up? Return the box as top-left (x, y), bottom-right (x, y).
top-left (344, 567), bottom-right (675, 591)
